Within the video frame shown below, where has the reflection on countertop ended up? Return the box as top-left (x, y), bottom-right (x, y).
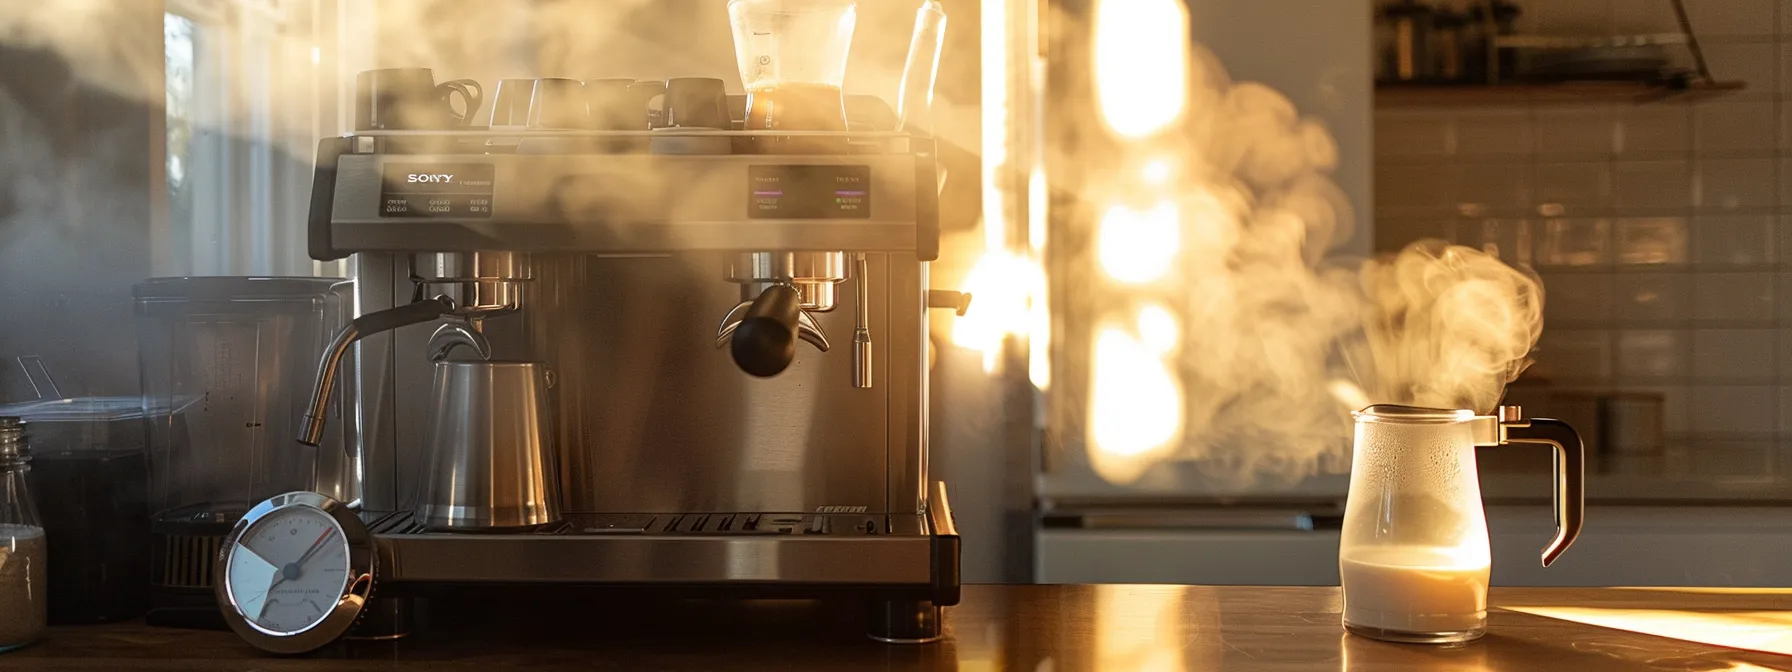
top-left (12, 585), bottom-right (1792, 671)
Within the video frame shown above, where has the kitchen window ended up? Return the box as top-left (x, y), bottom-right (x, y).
top-left (161, 0), bottom-right (362, 278)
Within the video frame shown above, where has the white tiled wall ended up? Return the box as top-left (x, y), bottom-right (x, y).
top-left (1374, 0), bottom-right (1792, 476)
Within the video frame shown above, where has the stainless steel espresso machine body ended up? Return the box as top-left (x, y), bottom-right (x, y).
top-left (293, 122), bottom-right (960, 643)
top-left (204, 2), bottom-right (968, 651)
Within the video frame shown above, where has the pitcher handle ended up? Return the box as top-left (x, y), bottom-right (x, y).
top-left (1502, 418), bottom-right (1585, 567)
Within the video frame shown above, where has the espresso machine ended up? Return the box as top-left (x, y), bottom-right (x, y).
top-left (211, 0), bottom-right (965, 653)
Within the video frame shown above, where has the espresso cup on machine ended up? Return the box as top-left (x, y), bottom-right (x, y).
top-left (586, 78), bottom-right (665, 152)
top-left (652, 77), bottom-right (733, 155)
top-left (487, 78), bottom-right (536, 129)
top-left (354, 67), bottom-right (483, 131)
top-left (583, 78), bottom-right (638, 130)
top-left (664, 77), bottom-right (731, 129)
top-left (415, 356), bottom-right (562, 532)
top-left (519, 77), bottom-right (589, 154)
top-left (526, 77), bottom-right (587, 130)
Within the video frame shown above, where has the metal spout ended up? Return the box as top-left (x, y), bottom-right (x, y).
top-left (852, 253), bottom-right (873, 389)
top-left (299, 297), bottom-right (456, 447)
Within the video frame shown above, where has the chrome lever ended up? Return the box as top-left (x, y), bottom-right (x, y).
top-left (797, 311), bottom-right (832, 352)
top-left (715, 301), bottom-right (753, 348)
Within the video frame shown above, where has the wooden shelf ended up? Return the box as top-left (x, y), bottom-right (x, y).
top-left (1375, 80), bottom-right (1746, 107)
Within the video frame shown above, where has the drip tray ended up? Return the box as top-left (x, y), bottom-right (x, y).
top-left (365, 511), bottom-right (943, 586)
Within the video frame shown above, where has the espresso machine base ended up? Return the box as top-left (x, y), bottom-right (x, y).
top-left (367, 501), bottom-right (958, 597)
top-left (360, 486), bottom-right (960, 642)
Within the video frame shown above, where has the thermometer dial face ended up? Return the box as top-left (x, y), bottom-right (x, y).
top-left (216, 492), bottom-right (374, 654)
top-left (226, 506), bottom-right (350, 634)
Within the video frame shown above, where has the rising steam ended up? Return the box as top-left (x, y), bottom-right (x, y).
top-left (1078, 36), bottom-right (1546, 486)
top-left (0, 0), bottom-right (1549, 488)
top-left (1358, 241), bottom-right (1544, 414)
top-left (0, 0), bottom-right (967, 273)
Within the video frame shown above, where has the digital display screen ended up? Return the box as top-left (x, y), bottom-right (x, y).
top-left (748, 165), bottom-right (871, 220)
top-left (379, 163), bottom-right (496, 218)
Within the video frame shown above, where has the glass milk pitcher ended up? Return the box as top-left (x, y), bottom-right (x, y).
top-left (1339, 405), bottom-right (1585, 644)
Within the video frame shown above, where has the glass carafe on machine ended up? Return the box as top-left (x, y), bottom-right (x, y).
top-left (1339, 405), bottom-right (1585, 644)
top-left (729, 0), bottom-right (856, 152)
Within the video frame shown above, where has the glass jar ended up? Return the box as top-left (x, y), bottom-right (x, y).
top-left (0, 418), bottom-right (47, 652)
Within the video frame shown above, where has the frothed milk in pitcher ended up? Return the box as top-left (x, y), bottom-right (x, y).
top-left (1340, 546), bottom-right (1490, 635)
top-left (1339, 405), bottom-right (1584, 644)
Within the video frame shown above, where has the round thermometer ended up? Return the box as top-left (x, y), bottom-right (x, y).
top-left (216, 492), bottom-right (375, 654)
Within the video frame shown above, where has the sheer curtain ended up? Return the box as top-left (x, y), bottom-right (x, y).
top-left (161, 0), bottom-right (370, 278)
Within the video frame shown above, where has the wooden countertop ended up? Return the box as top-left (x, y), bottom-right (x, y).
top-left (9, 585), bottom-right (1792, 671)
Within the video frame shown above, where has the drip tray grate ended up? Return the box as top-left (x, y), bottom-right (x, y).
top-left (366, 511), bottom-right (926, 537)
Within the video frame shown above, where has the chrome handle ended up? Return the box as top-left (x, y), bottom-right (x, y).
top-left (1500, 415), bottom-right (1586, 567)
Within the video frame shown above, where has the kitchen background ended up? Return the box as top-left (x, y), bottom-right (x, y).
top-left (1376, 0), bottom-right (1792, 495)
top-left (4, 0), bottom-right (1792, 595)
top-left (1020, 0), bottom-right (1792, 589)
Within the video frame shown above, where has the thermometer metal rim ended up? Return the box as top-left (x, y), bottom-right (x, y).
top-left (215, 491), bottom-right (375, 654)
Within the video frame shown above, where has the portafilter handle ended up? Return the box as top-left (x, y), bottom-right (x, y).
top-left (730, 284), bottom-right (804, 377)
top-left (299, 296), bottom-right (456, 447)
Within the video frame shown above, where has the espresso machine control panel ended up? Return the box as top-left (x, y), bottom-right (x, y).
top-left (377, 164), bottom-right (496, 218)
top-left (310, 138), bottom-right (939, 261)
top-left (748, 164), bottom-right (872, 219)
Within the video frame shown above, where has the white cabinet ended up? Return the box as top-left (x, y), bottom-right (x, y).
top-left (1035, 507), bottom-right (1792, 586)
top-left (1037, 529), bottom-right (1342, 585)
top-left (1489, 506), bottom-right (1792, 587)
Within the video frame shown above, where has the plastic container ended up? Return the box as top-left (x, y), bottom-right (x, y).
top-left (0, 397), bottom-right (184, 624)
top-left (133, 277), bottom-right (351, 627)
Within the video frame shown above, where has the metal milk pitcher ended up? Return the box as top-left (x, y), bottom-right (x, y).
top-left (414, 323), bottom-right (561, 532)
top-left (1339, 405), bottom-right (1584, 644)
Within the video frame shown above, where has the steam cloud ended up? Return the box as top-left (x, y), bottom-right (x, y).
top-left (0, 1), bottom-right (1546, 487)
top-left (5, 0), bottom-right (945, 142)
top-left (1358, 241), bottom-right (1544, 414)
top-left (0, 0), bottom-right (968, 274)
top-left (1076, 44), bottom-right (1546, 486)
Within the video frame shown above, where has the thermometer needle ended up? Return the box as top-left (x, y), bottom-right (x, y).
top-left (295, 528), bottom-right (336, 566)
top-left (269, 528), bottom-right (336, 590)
